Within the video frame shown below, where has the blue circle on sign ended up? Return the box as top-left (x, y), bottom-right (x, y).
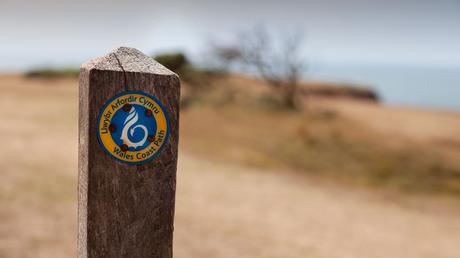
top-left (110, 104), bottom-right (157, 152)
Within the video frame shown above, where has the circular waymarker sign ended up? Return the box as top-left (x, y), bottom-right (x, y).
top-left (96, 91), bottom-right (170, 164)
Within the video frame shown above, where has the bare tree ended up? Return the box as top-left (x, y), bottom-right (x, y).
top-left (213, 26), bottom-right (307, 109)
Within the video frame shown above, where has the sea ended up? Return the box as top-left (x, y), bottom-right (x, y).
top-left (309, 63), bottom-right (460, 112)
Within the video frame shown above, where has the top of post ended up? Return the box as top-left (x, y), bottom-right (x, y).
top-left (81, 47), bottom-right (176, 76)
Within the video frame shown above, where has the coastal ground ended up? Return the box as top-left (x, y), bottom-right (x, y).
top-left (1, 75), bottom-right (459, 258)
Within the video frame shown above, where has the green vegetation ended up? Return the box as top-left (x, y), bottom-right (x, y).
top-left (154, 52), bottom-right (224, 107)
top-left (153, 52), bottom-right (189, 72)
top-left (25, 68), bottom-right (79, 78)
top-left (180, 86), bottom-right (460, 197)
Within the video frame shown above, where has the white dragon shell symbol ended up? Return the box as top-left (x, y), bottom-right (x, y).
top-left (120, 107), bottom-right (148, 149)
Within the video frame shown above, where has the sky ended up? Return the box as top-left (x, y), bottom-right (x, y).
top-left (1, 0), bottom-right (460, 71)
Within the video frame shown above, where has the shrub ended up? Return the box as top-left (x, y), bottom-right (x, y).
top-left (25, 68), bottom-right (79, 78)
top-left (153, 53), bottom-right (189, 73)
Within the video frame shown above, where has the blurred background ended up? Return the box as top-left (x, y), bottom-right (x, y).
top-left (1, 0), bottom-right (460, 257)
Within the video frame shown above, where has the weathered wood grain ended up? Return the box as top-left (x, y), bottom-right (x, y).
top-left (78, 47), bottom-right (180, 258)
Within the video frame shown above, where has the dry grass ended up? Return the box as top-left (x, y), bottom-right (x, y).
top-left (0, 75), bottom-right (78, 257)
top-left (1, 75), bottom-right (460, 258)
top-left (180, 94), bottom-right (460, 195)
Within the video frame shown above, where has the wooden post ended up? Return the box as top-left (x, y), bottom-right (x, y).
top-left (78, 47), bottom-right (180, 258)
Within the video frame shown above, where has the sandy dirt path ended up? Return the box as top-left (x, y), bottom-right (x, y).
top-left (175, 154), bottom-right (460, 258)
